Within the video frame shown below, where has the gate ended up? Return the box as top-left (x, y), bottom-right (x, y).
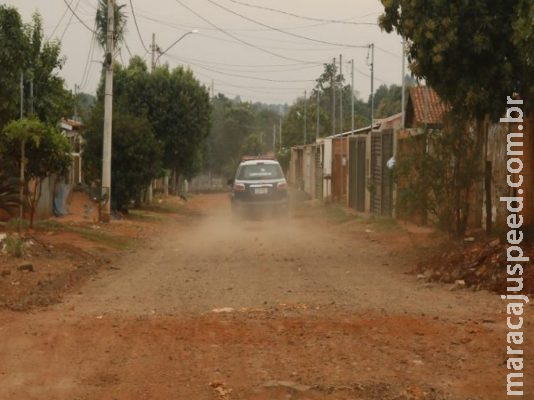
top-left (370, 132), bottom-right (382, 214)
top-left (381, 130), bottom-right (394, 217)
top-left (348, 136), bottom-right (366, 212)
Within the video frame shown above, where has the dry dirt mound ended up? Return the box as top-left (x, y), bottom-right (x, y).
top-left (415, 238), bottom-right (533, 294)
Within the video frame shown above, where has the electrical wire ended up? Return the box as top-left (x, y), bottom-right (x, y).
top-left (60, 0), bottom-right (81, 42)
top-left (375, 45), bottom-right (401, 59)
top-left (79, 19), bottom-right (99, 90)
top-left (206, 0), bottom-right (371, 48)
top-left (225, 0), bottom-right (379, 26)
top-left (137, 10), bottom-right (332, 33)
top-left (62, 0), bottom-right (97, 34)
top-left (123, 37), bottom-right (134, 59)
top-left (168, 55), bottom-right (317, 69)
top-left (47, 0), bottom-right (73, 39)
top-left (173, 0), bottom-right (321, 64)
top-left (166, 53), bottom-right (316, 83)
top-left (129, 0), bottom-right (150, 54)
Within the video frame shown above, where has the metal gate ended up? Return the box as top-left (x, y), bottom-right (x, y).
top-left (381, 130), bottom-right (394, 217)
top-left (370, 132), bottom-right (382, 214)
top-left (315, 147), bottom-right (322, 200)
top-left (348, 136), bottom-right (366, 212)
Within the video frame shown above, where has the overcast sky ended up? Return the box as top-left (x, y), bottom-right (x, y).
top-left (8, 0), bottom-right (403, 105)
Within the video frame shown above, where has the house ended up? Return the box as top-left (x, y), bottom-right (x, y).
top-left (59, 118), bottom-right (84, 186)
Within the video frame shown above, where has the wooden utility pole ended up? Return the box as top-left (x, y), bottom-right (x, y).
top-left (101, 0), bottom-right (114, 222)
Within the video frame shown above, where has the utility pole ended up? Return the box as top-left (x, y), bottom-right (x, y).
top-left (151, 33), bottom-right (157, 72)
top-left (279, 111), bottom-right (282, 151)
top-left (101, 0), bottom-right (114, 222)
top-left (316, 90), bottom-right (320, 140)
top-left (74, 84), bottom-right (79, 120)
top-left (211, 79), bottom-right (214, 99)
top-left (303, 89), bottom-right (307, 144)
top-left (332, 57), bottom-right (336, 137)
top-left (351, 59), bottom-right (355, 133)
top-left (401, 39), bottom-right (406, 129)
top-left (339, 54), bottom-right (343, 134)
top-left (369, 43), bottom-right (375, 129)
top-left (20, 72), bottom-right (24, 119)
top-left (272, 124), bottom-right (276, 153)
top-left (29, 80), bottom-right (34, 116)
top-left (18, 72), bottom-right (24, 234)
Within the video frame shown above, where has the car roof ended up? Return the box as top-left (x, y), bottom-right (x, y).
top-left (239, 159), bottom-right (280, 166)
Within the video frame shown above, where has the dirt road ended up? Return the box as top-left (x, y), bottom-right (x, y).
top-left (0, 194), bottom-right (532, 399)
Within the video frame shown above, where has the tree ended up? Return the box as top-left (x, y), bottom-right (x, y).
top-left (206, 94), bottom-right (283, 177)
top-left (95, 0), bottom-right (127, 51)
top-left (373, 84), bottom-right (402, 119)
top-left (0, 5), bottom-right (27, 129)
top-left (1, 118), bottom-right (71, 228)
top-left (0, 7), bottom-right (72, 130)
top-left (240, 133), bottom-right (265, 157)
top-left (0, 174), bottom-right (19, 215)
top-left (83, 111), bottom-right (162, 212)
top-left (380, 0), bottom-right (534, 231)
top-left (280, 62), bottom-right (371, 150)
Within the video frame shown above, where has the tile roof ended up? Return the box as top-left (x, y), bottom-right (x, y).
top-left (409, 86), bottom-right (448, 125)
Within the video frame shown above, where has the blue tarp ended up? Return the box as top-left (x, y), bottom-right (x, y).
top-left (53, 183), bottom-right (71, 216)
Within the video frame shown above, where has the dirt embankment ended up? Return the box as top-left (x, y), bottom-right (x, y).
top-left (0, 192), bottom-right (188, 311)
top-left (415, 236), bottom-right (534, 294)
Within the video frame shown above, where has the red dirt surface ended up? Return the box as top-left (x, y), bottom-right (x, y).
top-left (0, 193), bottom-right (532, 400)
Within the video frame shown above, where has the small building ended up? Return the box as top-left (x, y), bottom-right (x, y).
top-left (59, 118), bottom-right (84, 186)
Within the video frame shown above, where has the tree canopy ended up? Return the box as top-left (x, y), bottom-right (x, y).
top-left (380, 0), bottom-right (534, 118)
top-left (0, 7), bottom-right (73, 129)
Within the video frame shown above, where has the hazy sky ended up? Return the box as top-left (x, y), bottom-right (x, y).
top-left (8, 0), bottom-right (403, 104)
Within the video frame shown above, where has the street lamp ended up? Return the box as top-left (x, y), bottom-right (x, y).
top-left (156, 29), bottom-right (199, 64)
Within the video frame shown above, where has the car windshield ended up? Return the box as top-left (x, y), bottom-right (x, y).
top-left (237, 163), bottom-right (283, 180)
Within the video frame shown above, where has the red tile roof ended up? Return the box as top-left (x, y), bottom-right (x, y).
top-left (408, 86), bottom-right (448, 126)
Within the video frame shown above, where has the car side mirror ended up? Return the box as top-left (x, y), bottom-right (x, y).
top-left (227, 178), bottom-right (234, 186)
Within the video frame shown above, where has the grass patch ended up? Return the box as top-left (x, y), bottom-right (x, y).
top-left (365, 216), bottom-right (400, 231)
top-left (324, 204), bottom-right (357, 224)
top-left (127, 209), bottom-right (165, 222)
top-left (35, 220), bottom-right (134, 250)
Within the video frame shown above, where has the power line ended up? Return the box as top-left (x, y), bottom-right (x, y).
top-left (375, 45), bottom-right (401, 59)
top-left (62, 0), bottom-right (96, 34)
top-left (137, 10), bottom-right (332, 33)
top-left (47, 0), bottom-right (73, 39)
top-left (166, 53), bottom-right (316, 83)
top-left (168, 55), bottom-right (317, 69)
top-left (123, 37), bottom-right (134, 59)
top-left (196, 32), bottom-right (346, 52)
top-left (79, 19), bottom-right (98, 90)
top-left (173, 0), bottom-right (320, 64)
top-left (60, 0), bottom-right (81, 42)
top-left (225, 0), bottom-right (379, 26)
top-left (206, 0), bottom-right (371, 48)
top-left (129, 0), bottom-right (150, 53)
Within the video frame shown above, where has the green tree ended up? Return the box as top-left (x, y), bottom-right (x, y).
top-left (0, 7), bottom-right (72, 130)
top-left (0, 6), bottom-right (27, 128)
top-left (240, 133), bottom-right (265, 157)
top-left (206, 94), bottom-right (283, 177)
top-left (380, 0), bottom-right (534, 232)
top-left (95, 0), bottom-right (127, 50)
top-left (83, 111), bottom-right (162, 212)
top-left (1, 118), bottom-right (71, 228)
